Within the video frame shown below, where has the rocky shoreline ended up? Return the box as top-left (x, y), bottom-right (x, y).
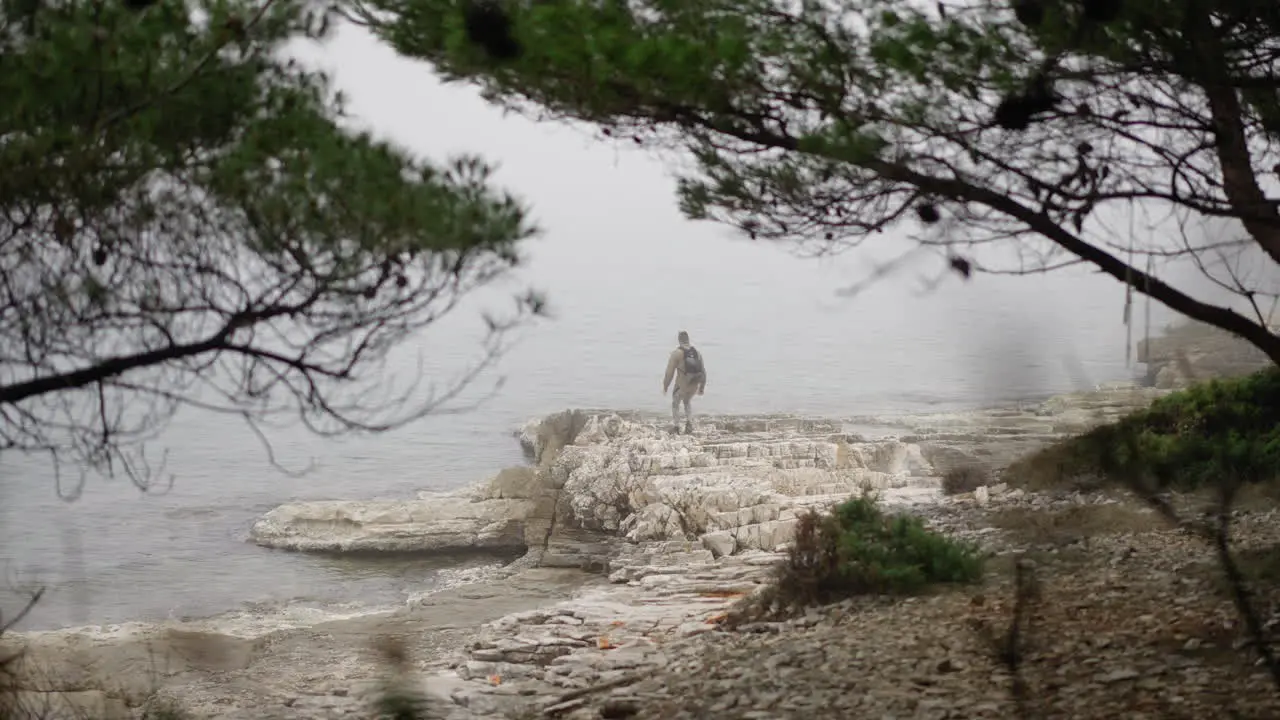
top-left (249, 385), bottom-right (1167, 562)
top-left (3, 384), bottom-right (1200, 719)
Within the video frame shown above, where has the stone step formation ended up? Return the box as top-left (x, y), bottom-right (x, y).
top-left (251, 410), bottom-right (950, 564)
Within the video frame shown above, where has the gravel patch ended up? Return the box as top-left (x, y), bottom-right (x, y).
top-left (545, 489), bottom-right (1280, 720)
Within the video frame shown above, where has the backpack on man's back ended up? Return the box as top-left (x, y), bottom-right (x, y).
top-left (682, 346), bottom-right (704, 379)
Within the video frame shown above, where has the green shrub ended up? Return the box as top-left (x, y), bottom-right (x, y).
top-left (941, 464), bottom-right (990, 495)
top-left (1006, 368), bottom-right (1280, 492)
top-left (776, 494), bottom-right (984, 608)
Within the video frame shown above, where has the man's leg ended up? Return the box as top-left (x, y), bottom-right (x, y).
top-left (671, 390), bottom-right (681, 431)
top-left (682, 396), bottom-right (693, 433)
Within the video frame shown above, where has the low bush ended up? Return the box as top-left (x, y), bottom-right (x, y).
top-left (774, 494), bottom-right (984, 609)
top-left (1005, 368), bottom-right (1280, 492)
top-left (941, 464), bottom-right (990, 495)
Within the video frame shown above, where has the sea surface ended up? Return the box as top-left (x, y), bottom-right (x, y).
top-left (0, 25), bottom-right (1206, 631)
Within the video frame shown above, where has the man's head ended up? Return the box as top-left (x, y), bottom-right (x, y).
top-left (677, 330), bottom-right (690, 345)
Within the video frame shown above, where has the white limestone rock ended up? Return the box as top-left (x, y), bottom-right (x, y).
top-left (250, 495), bottom-right (533, 553)
top-left (700, 530), bottom-right (737, 558)
top-left (255, 393), bottom-right (1159, 561)
top-left (254, 410), bottom-right (950, 557)
top-left (527, 412), bottom-right (944, 555)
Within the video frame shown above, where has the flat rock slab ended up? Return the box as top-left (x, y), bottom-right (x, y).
top-left (250, 495), bottom-right (534, 553)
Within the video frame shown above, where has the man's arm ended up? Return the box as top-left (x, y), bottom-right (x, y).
top-left (698, 352), bottom-right (707, 392)
top-left (662, 350), bottom-right (679, 392)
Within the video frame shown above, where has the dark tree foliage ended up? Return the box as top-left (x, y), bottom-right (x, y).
top-left (350, 0), bottom-right (1280, 365)
top-left (0, 0), bottom-right (543, 489)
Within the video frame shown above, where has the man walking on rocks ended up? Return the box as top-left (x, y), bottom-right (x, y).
top-left (663, 330), bottom-right (707, 435)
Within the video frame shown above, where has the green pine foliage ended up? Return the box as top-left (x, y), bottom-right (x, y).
top-left (364, 0), bottom-right (1280, 368)
top-left (1007, 368), bottom-right (1280, 491)
top-left (777, 493), bottom-right (984, 608)
top-left (0, 0), bottom-right (542, 474)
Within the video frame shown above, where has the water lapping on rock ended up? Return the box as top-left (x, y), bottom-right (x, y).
top-left (251, 410), bottom-right (958, 565)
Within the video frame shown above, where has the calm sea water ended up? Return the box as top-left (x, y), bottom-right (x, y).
top-left (0, 26), bottom-right (1198, 631)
